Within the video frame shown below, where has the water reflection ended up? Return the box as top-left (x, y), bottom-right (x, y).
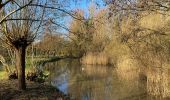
top-left (43, 59), bottom-right (169, 100)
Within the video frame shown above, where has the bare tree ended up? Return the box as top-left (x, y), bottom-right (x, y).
top-left (0, 0), bottom-right (45, 90)
top-left (0, 0), bottom-right (34, 24)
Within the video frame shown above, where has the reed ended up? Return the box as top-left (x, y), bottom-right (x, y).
top-left (147, 67), bottom-right (169, 98)
top-left (81, 52), bottom-right (113, 65)
top-left (116, 56), bottom-right (139, 81)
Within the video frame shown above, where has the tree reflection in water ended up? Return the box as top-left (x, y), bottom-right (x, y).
top-left (42, 59), bottom-right (169, 100)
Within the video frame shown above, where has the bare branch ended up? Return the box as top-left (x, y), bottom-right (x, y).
top-left (29, 4), bottom-right (86, 21)
top-left (0, 0), bottom-right (33, 24)
top-left (0, 0), bottom-right (12, 9)
top-left (3, 18), bottom-right (43, 22)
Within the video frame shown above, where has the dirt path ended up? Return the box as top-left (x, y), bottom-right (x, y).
top-left (0, 80), bottom-right (70, 100)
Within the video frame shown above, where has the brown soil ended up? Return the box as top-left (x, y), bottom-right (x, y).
top-left (0, 80), bottom-right (70, 100)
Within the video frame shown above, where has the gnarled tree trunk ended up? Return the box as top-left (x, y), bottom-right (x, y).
top-left (15, 46), bottom-right (26, 90)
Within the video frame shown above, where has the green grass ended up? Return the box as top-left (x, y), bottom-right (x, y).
top-left (34, 56), bottom-right (67, 67)
top-left (0, 56), bottom-right (61, 80)
top-left (0, 71), bottom-right (7, 80)
top-left (0, 58), bottom-right (36, 80)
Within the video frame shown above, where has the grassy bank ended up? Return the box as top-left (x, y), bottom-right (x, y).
top-left (0, 56), bottom-right (72, 99)
top-left (0, 71), bottom-right (7, 80)
top-left (0, 56), bottom-right (67, 80)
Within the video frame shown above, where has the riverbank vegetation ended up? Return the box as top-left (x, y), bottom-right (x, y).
top-left (0, 0), bottom-right (170, 99)
top-left (81, 52), bottom-right (112, 65)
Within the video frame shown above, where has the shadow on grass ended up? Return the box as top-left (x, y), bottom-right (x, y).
top-left (0, 80), bottom-right (70, 100)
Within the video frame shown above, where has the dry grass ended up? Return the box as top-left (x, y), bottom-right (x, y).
top-left (81, 52), bottom-right (113, 65)
top-left (116, 56), bottom-right (139, 81)
top-left (146, 67), bottom-right (169, 98)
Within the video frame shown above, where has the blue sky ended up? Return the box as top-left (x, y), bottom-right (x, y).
top-left (69, 0), bottom-right (105, 15)
top-left (57, 0), bottom-right (106, 34)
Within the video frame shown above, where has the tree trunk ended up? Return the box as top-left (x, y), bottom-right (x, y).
top-left (15, 46), bottom-right (26, 90)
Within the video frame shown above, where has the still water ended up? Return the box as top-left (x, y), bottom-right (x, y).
top-left (43, 59), bottom-right (169, 100)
